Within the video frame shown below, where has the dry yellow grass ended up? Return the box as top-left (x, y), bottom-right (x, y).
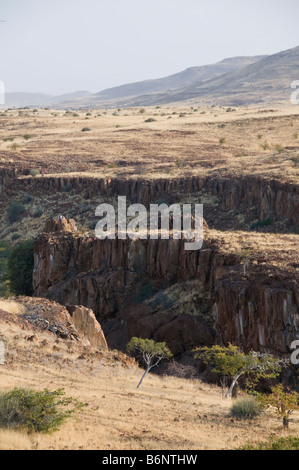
top-left (0, 300), bottom-right (26, 315)
top-left (0, 319), bottom-right (298, 450)
top-left (0, 104), bottom-right (298, 182)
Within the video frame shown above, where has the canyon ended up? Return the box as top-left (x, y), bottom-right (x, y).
top-left (0, 105), bottom-right (298, 375)
top-left (7, 169), bottom-right (293, 364)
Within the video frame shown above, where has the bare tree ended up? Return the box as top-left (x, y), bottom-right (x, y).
top-left (127, 337), bottom-right (173, 389)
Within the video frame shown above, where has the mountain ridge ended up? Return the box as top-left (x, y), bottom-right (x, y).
top-left (2, 46), bottom-right (298, 108)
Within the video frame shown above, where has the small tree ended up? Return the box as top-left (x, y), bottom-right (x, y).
top-left (7, 202), bottom-right (26, 224)
top-left (256, 384), bottom-right (299, 429)
top-left (6, 240), bottom-right (34, 296)
top-left (127, 337), bottom-right (173, 389)
top-left (194, 344), bottom-right (281, 399)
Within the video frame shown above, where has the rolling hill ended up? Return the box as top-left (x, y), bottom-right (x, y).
top-left (58, 55), bottom-right (267, 108)
top-left (3, 45), bottom-right (299, 109)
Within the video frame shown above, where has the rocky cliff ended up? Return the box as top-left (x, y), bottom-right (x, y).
top-left (33, 227), bottom-right (299, 358)
top-left (2, 171), bottom-right (299, 226)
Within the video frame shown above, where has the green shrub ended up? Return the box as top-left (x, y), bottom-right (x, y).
top-left (62, 182), bottom-right (73, 192)
top-left (23, 134), bottom-right (32, 140)
top-left (291, 156), bottom-right (299, 167)
top-left (0, 242), bottom-right (12, 297)
top-left (7, 202), bottom-right (26, 224)
top-left (261, 141), bottom-right (270, 150)
top-left (32, 206), bottom-right (43, 218)
top-left (11, 233), bottom-right (21, 241)
top-left (22, 193), bottom-right (33, 205)
top-left (30, 169), bottom-right (40, 177)
top-left (6, 240), bottom-right (34, 296)
top-left (82, 127), bottom-right (91, 132)
top-left (151, 291), bottom-right (174, 310)
top-left (134, 283), bottom-right (153, 304)
top-left (240, 436), bottom-right (299, 451)
top-left (0, 387), bottom-right (84, 434)
top-left (251, 218), bottom-right (273, 230)
top-left (230, 397), bottom-right (261, 420)
top-left (145, 118), bottom-right (156, 123)
top-left (275, 144), bottom-right (285, 154)
top-left (9, 143), bottom-right (21, 150)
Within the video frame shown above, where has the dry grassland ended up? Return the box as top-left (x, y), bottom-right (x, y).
top-left (0, 105), bottom-right (298, 182)
top-left (0, 318), bottom-right (298, 451)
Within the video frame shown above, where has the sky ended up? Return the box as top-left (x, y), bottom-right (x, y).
top-left (0, 0), bottom-right (299, 95)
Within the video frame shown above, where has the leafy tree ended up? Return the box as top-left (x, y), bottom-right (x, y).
top-left (6, 240), bottom-right (34, 295)
top-left (127, 337), bottom-right (173, 389)
top-left (194, 344), bottom-right (281, 399)
top-left (256, 384), bottom-right (299, 429)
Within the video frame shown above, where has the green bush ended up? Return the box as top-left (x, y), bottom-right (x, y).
top-left (11, 233), bottom-right (21, 241)
top-left (134, 283), bottom-right (153, 304)
top-left (251, 218), bottom-right (273, 230)
top-left (82, 127), bottom-right (91, 132)
top-left (0, 387), bottom-right (84, 434)
top-left (23, 134), bottom-right (32, 140)
top-left (6, 240), bottom-right (34, 296)
top-left (0, 242), bottom-right (12, 297)
top-left (22, 193), bottom-right (34, 204)
top-left (30, 169), bottom-right (40, 177)
top-left (230, 397), bottom-right (261, 420)
top-left (32, 206), bottom-right (43, 218)
top-left (240, 436), bottom-right (299, 450)
top-left (145, 118), bottom-right (156, 123)
top-left (7, 202), bottom-right (26, 224)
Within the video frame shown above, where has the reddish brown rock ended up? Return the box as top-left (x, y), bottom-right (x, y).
top-left (33, 230), bottom-right (299, 357)
top-left (44, 216), bottom-right (77, 233)
top-left (67, 305), bottom-right (108, 351)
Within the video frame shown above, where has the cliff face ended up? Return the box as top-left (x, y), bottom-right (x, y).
top-left (0, 168), bottom-right (17, 195)
top-left (2, 171), bottom-right (299, 225)
top-left (33, 231), bottom-right (299, 357)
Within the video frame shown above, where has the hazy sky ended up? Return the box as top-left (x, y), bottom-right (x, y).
top-left (0, 0), bottom-right (299, 95)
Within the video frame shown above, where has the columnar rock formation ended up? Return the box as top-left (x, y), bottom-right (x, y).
top-left (33, 227), bottom-right (299, 357)
top-left (1, 170), bottom-right (298, 224)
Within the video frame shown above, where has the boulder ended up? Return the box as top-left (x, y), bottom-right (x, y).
top-left (67, 305), bottom-right (108, 351)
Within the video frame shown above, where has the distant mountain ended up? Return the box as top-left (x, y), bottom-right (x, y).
top-left (82, 46), bottom-right (298, 108)
top-left (62, 55), bottom-right (267, 109)
top-left (2, 92), bottom-right (53, 108)
top-left (3, 46), bottom-right (298, 109)
top-left (155, 45), bottom-right (299, 106)
top-left (1, 90), bottom-right (92, 109)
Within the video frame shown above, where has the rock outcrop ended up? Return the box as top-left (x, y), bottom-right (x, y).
top-left (33, 229), bottom-right (299, 358)
top-left (5, 296), bottom-right (108, 351)
top-left (44, 216), bottom-right (77, 233)
top-left (2, 170), bottom-right (298, 225)
top-left (67, 305), bottom-right (108, 350)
